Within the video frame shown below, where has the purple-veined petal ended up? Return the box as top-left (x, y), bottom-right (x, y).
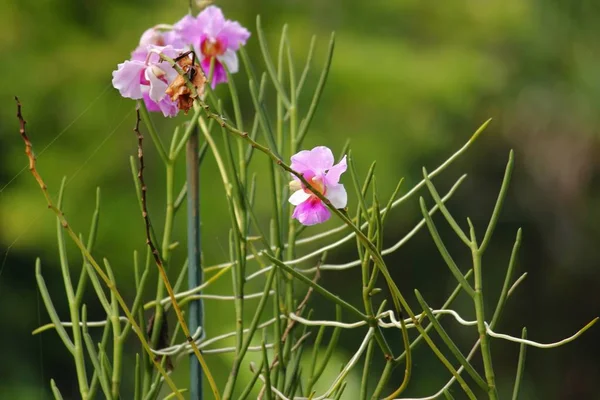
top-left (325, 155), bottom-right (347, 186)
top-left (325, 183), bottom-right (347, 209)
top-left (291, 146), bottom-right (335, 177)
top-left (112, 60), bottom-right (145, 99)
top-left (289, 190), bottom-right (311, 206)
top-left (292, 198), bottom-right (331, 226)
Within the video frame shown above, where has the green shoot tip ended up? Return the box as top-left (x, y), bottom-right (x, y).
top-left (469, 118), bottom-right (492, 144)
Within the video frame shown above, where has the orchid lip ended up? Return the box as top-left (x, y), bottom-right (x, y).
top-left (149, 65), bottom-right (166, 77)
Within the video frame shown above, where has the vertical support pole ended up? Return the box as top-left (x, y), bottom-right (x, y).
top-left (186, 127), bottom-right (203, 400)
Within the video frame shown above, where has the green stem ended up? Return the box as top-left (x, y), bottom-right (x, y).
top-left (370, 360), bottom-right (393, 400)
top-left (105, 261), bottom-right (123, 398)
top-left (81, 307), bottom-right (113, 400)
top-left (470, 226), bottom-right (498, 399)
top-left (265, 253), bottom-right (366, 320)
top-left (480, 150), bottom-right (514, 254)
top-left (359, 333), bottom-right (375, 400)
top-left (186, 128), bottom-right (204, 400)
top-left (56, 180), bottom-right (89, 399)
top-left (147, 160), bottom-right (176, 394)
top-left (415, 290), bottom-right (487, 390)
top-left (511, 328), bottom-right (527, 400)
top-left (222, 267), bottom-right (277, 399)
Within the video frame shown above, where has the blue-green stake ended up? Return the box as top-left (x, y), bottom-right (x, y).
top-left (186, 128), bottom-right (203, 399)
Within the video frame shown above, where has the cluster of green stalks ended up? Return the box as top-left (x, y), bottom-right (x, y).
top-left (20, 11), bottom-right (596, 400)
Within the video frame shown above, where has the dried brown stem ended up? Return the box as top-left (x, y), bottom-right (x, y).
top-left (133, 107), bottom-right (221, 399)
top-left (14, 97), bottom-right (184, 400)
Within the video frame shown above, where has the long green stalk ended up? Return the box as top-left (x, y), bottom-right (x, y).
top-left (469, 225), bottom-right (498, 399)
top-left (55, 179), bottom-right (89, 399)
top-left (186, 127), bottom-right (204, 400)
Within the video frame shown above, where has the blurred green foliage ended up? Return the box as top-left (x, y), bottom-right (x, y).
top-left (1, 0), bottom-right (600, 399)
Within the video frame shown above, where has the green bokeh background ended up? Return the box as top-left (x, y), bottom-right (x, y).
top-left (1, 0), bottom-right (600, 399)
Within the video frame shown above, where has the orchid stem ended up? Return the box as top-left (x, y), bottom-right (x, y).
top-left (469, 224), bottom-right (498, 399)
top-left (187, 126), bottom-right (204, 400)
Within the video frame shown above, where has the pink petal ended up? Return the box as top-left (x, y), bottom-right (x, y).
top-left (112, 60), bottom-right (145, 99)
top-left (142, 91), bottom-right (161, 112)
top-left (145, 45), bottom-right (183, 65)
top-left (218, 20), bottom-right (250, 51)
top-left (157, 97), bottom-right (179, 118)
top-left (176, 14), bottom-right (203, 46)
top-left (289, 190), bottom-right (311, 206)
top-left (201, 57), bottom-right (227, 88)
top-left (139, 27), bottom-right (163, 47)
top-left (145, 66), bottom-right (169, 103)
top-left (325, 184), bottom-right (347, 209)
top-left (173, 14), bottom-right (195, 31)
top-left (196, 6), bottom-right (226, 39)
top-left (131, 45), bottom-right (150, 61)
top-left (142, 91), bottom-right (178, 118)
top-left (163, 30), bottom-right (187, 49)
top-left (325, 155), bottom-right (347, 186)
top-left (291, 146), bottom-right (335, 178)
top-left (292, 198), bottom-right (331, 226)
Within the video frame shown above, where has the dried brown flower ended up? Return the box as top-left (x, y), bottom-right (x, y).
top-left (166, 52), bottom-right (206, 114)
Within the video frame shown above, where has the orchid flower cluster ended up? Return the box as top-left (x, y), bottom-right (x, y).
top-left (112, 5), bottom-right (347, 226)
top-left (112, 6), bottom-right (250, 117)
top-left (23, 4), bottom-right (597, 400)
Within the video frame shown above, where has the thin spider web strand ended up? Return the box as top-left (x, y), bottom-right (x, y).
top-left (0, 107), bottom-right (132, 286)
top-left (0, 83), bottom-right (112, 195)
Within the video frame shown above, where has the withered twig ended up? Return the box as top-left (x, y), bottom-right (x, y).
top-left (133, 107), bottom-right (220, 399)
top-left (15, 96), bottom-right (184, 400)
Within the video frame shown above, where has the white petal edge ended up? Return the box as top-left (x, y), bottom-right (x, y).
top-left (146, 67), bottom-right (169, 103)
top-left (218, 49), bottom-right (239, 74)
top-left (326, 184), bottom-right (347, 209)
top-left (289, 190), bottom-right (311, 206)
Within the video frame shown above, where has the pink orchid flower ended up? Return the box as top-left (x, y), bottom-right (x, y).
top-left (112, 45), bottom-right (181, 117)
top-left (288, 146), bottom-right (348, 226)
top-left (131, 18), bottom-right (194, 61)
top-left (176, 6), bottom-right (250, 88)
